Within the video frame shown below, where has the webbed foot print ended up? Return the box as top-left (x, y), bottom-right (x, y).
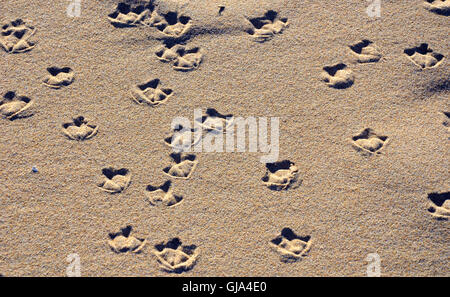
top-left (163, 153), bottom-right (197, 179)
top-left (164, 124), bottom-right (201, 152)
top-left (424, 0), bottom-right (450, 16)
top-left (151, 11), bottom-right (192, 38)
top-left (321, 63), bottom-right (354, 89)
top-left (245, 10), bottom-right (288, 42)
top-left (108, 2), bottom-right (155, 27)
top-left (98, 167), bottom-right (131, 193)
top-left (155, 41), bottom-right (203, 71)
top-left (0, 91), bottom-right (33, 120)
top-left (0, 19), bottom-right (36, 53)
top-left (262, 160), bottom-right (300, 190)
top-left (270, 228), bottom-right (312, 262)
top-left (145, 180), bottom-right (183, 207)
top-left (153, 238), bottom-right (198, 273)
top-left (427, 192), bottom-right (450, 220)
top-left (62, 116), bottom-right (98, 140)
top-left (349, 40), bottom-right (382, 63)
top-left (43, 67), bottom-right (74, 89)
top-left (108, 226), bottom-right (146, 253)
top-left (351, 128), bottom-right (389, 155)
top-left (404, 44), bottom-right (444, 69)
top-left (131, 78), bottom-right (173, 106)
top-left (195, 108), bottom-right (234, 133)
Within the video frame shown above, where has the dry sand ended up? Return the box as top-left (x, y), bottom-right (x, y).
top-left (0, 0), bottom-right (449, 276)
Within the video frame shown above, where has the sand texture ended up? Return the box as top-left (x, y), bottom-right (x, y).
top-left (0, 0), bottom-right (449, 276)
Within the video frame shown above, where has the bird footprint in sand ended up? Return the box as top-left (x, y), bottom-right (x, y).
top-left (108, 226), bottom-right (146, 253)
top-left (62, 116), bottom-right (98, 140)
top-left (108, 1), bottom-right (193, 38)
top-left (423, 0), bottom-right (450, 16)
top-left (0, 19), bottom-right (36, 53)
top-left (153, 238), bottom-right (198, 273)
top-left (98, 167), bottom-right (131, 193)
top-left (131, 78), bottom-right (173, 106)
top-left (321, 63), bottom-right (354, 89)
top-left (427, 192), bottom-right (450, 220)
top-left (404, 43), bottom-right (444, 69)
top-left (155, 41), bottom-right (203, 71)
top-left (270, 228), bottom-right (312, 262)
top-left (151, 11), bottom-right (192, 38)
top-left (43, 67), bottom-right (74, 89)
top-left (163, 153), bottom-right (197, 179)
top-left (164, 124), bottom-right (201, 152)
top-left (245, 10), bottom-right (288, 42)
top-left (351, 128), bottom-right (389, 155)
top-left (0, 91), bottom-right (33, 120)
top-left (262, 160), bottom-right (300, 190)
top-left (349, 40), bottom-right (382, 63)
top-left (145, 180), bottom-right (183, 207)
top-left (195, 108), bottom-right (234, 133)
top-left (107, 2), bottom-right (155, 27)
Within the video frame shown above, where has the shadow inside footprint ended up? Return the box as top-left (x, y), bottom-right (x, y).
top-left (98, 167), bottom-right (131, 193)
top-left (43, 67), bottom-right (75, 89)
top-left (423, 0), bottom-right (450, 16)
top-left (155, 40), bottom-right (203, 71)
top-left (262, 160), bottom-right (300, 190)
top-left (0, 19), bottom-right (36, 53)
top-left (443, 112), bottom-right (450, 132)
top-left (152, 11), bottom-right (192, 38)
top-left (0, 91), bottom-right (33, 120)
top-left (163, 153), bottom-right (198, 179)
top-left (164, 124), bottom-right (200, 153)
top-left (351, 128), bottom-right (389, 155)
top-left (131, 78), bottom-right (173, 106)
top-left (404, 43), bottom-right (444, 69)
top-left (145, 180), bottom-right (183, 207)
top-left (153, 238), bottom-right (198, 273)
top-left (108, 225), bottom-right (146, 253)
top-left (62, 116), bottom-right (98, 140)
top-left (108, 2), bottom-right (155, 27)
top-left (270, 228), bottom-right (312, 262)
top-left (321, 63), bottom-right (354, 89)
top-left (195, 108), bottom-right (234, 133)
top-left (349, 40), bottom-right (382, 63)
top-left (245, 10), bottom-right (288, 42)
top-left (427, 192), bottom-right (450, 220)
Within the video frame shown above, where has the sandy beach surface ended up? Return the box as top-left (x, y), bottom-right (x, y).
top-left (0, 0), bottom-right (449, 276)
